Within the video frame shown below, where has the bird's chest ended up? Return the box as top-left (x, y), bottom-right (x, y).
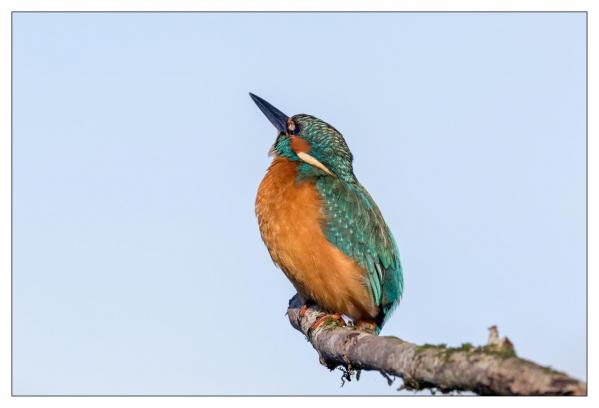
top-left (255, 159), bottom-right (325, 276)
top-left (254, 158), bottom-right (377, 319)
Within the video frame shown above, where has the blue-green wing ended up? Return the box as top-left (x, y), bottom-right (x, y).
top-left (316, 177), bottom-right (404, 330)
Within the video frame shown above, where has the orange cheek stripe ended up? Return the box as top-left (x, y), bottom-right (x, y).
top-left (290, 136), bottom-right (311, 154)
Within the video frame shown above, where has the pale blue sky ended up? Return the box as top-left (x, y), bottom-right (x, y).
top-left (13, 12), bottom-right (586, 395)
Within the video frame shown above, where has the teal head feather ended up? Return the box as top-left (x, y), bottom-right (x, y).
top-left (273, 114), bottom-right (355, 182)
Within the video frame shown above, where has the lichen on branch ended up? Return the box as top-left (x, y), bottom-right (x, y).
top-left (286, 294), bottom-right (586, 396)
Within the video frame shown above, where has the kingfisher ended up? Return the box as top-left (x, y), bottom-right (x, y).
top-left (251, 93), bottom-right (403, 334)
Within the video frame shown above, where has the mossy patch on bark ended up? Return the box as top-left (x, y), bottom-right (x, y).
top-left (415, 341), bottom-right (516, 362)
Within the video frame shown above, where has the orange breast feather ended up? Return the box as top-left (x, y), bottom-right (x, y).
top-left (255, 158), bottom-right (377, 321)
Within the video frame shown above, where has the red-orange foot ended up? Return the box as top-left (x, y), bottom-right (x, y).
top-left (354, 320), bottom-right (378, 334)
top-left (299, 304), bottom-right (309, 318)
top-left (307, 313), bottom-right (346, 337)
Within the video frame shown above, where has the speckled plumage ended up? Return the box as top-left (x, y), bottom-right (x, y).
top-left (252, 95), bottom-right (403, 333)
top-left (316, 175), bottom-right (403, 329)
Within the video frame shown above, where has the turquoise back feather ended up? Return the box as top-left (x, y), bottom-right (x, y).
top-left (316, 177), bottom-right (403, 332)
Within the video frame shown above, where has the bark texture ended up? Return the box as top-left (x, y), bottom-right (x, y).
top-left (287, 294), bottom-right (586, 396)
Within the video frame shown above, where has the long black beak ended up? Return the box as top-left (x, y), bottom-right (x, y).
top-left (249, 93), bottom-right (289, 133)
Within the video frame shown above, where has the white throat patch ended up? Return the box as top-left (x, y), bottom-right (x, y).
top-left (297, 152), bottom-right (334, 176)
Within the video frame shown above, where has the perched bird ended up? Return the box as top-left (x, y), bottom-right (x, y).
top-left (251, 93), bottom-right (403, 334)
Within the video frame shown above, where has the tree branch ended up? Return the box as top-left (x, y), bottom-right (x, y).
top-left (287, 294), bottom-right (586, 396)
